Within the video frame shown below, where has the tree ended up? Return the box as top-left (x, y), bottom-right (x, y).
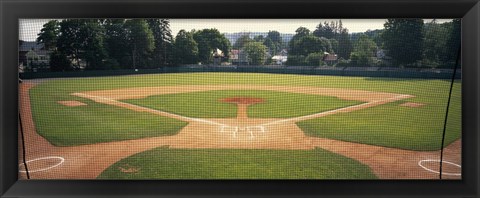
top-left (289, 31), bottom-right (332, 56)
top-left (147, 19), bottom-right (174, 67)
top-left (192, 29), bottom-right (231, 64)
top-left (443, 19), bottom-right (461, 65)
top-left (288, 27), bottom-right (333, 66)
top-left (329, 38), bottom-right (339, 54)
top-left (292, 27), bottom-right (310, 39)
top-left (79, 20), bottom-right (107, 70)
top-left (243, 42), bottom-right (267, 65)
top-left (104, 19), bottom-right (130, 69)
top-left (266, 31), bottom-right (282, 44)
top-left (49, 51), bottom-right (72, 71)
top-left (313, 21), bottom-right (335, 39)
top-left (288, 27), bottom-right (310, 56)
top-left (313, 20), bottom-right (352, 59)
top-left (422, 20), bottom-right (448, 68)
top-left (253, 35), bottom-right (265, 42)
top-left (233, 33), bottom-right (253, 49)
top-left (337, 29), bottom-right (353, 59)
top-left (364, 29), bottom-right (384, 47)
top-left (382, 19), bottom-right (424, 66)
top-left (305, 52), bottom-right (325, 66)
top-left (57, 19), bottom-right (84, 69)
top-left (263, 38), bottom-right (276, 55)
top-left (124, 19), bottom-right (155, 69)
top-left (265, 31), bottom-right (283, 55)
top-left (55, 19), bottom-right (108, 70)
top-left (313, 20), bottom-right (349, 40)
top-left (350, 34), bottom-right (377, 66)
top-left (37, 20), bottom-right (60, 50)
top-left (174, 30), bottom-right (199, 64)
top-left (420, 19), bottom-right (461, 68)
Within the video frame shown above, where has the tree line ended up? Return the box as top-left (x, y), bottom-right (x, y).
top-left (286, 19), bottom-right (460, 68)
top-left (286, 20), bottom-right (352, 66)
top-left (35, 19), bottom-right (460, 71)
top-left (36, 19), bottom-right (231, 71)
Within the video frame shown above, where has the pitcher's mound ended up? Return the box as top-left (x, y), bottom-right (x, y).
top-left (220, 97), bottom-right (265, 105)
top-left (400, 102), bottom-right (425, 108)
top-left (58, 100), bottom-right (87, 107)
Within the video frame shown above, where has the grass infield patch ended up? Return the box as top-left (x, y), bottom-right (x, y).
top-left (122, 90), bottom-right (362, 118)
top-left (97, 147), bottom-right (377, 179)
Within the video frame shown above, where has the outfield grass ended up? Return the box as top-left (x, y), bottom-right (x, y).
top-left (97, 147), bottom-right (377, 179)
top-left (29, 73), bottom-right (461, 150)
top-left (122, 90), bottom-right (362, 118)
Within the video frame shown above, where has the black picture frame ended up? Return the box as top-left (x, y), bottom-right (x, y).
top-left (1, 0), bottom-right (479, 197)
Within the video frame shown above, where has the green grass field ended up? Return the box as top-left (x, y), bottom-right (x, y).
top-left (122, 90), bottom-right (362, 118)
top-left (29, 72), bottom-right (461, 150)
top-left (97, 147), bottom-right (377, 179)
top-left (30, 93), bottom-right (188, 146)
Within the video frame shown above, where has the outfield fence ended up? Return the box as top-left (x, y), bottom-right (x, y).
top-left (19, 65), bottom-right (461, 79)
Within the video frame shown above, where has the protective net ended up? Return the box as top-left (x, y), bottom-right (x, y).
top-left (18, 19), bottom-right (461, 180)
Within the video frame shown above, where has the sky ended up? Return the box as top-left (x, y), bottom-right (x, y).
top-left (19, 18), bottom-right (454, 42)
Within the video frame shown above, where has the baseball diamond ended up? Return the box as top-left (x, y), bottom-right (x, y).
top-left (19, 72), bottom-right (461, 179)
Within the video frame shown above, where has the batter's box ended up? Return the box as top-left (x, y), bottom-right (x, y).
top-left (220, 126), bottom-right (239, 137)
top-left (247, 126), bottom-right (265, 134)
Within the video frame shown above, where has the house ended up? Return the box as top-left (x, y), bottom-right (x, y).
top-left (229, 49), bottom-right (249, 65)
top-left (271, 55), bottom-right (288, 65)
top-left (323, 52), bottom-right (338, 66)
top-left (212, 48), bottom-right (224, 65)
top-left (229, 49), bottom-right (239, 60)
top-left (19, 41), bottom-right (51, 72)
top-left (376, 49), bottom-right (392, 60)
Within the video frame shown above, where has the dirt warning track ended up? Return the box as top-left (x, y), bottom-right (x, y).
top-left (19, 83), bottom-right (461, 179)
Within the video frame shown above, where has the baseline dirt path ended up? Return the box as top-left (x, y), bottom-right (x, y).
top-left (19, 83), bottom-right (461, 179)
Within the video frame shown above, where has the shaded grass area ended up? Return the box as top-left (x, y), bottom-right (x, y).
top-left (122, 90), bottom-right (362, 118)
top-left (97, 147), bottom-right (377, 179)
top-left (29, 73), bottom-right (461, 150)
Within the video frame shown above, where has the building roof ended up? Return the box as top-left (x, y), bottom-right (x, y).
top-left (323, 54), bottom-right (338, 61)
top-left (272, 55), bottom-right (287, 60)
top-left (213, 48), bottom-right (224, 57)
top-left (19, 41), bottom-right (44, 52)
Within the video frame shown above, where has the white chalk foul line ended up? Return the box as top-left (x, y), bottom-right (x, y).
top-left (73, 92), bottom-right (412, 138)
top-left (260, 94), bottom-right (412, 126)
top-left (72, 93), bottom-right (225, 126)
top-left (73, 92), bottom-right (265, 139)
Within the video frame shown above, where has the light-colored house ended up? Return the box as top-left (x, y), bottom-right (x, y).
top-left (271, 55), bottom-right (288, 65)
top-left (376, 49), bottom-right (392, 60)
top-left (212, 48), bottom-right (224, 65)
top-left (19, 41), bottom-right (51, 72)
